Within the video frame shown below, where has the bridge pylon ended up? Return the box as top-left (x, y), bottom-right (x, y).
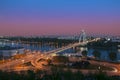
top-left (79, 30), bottom-right (87, 43)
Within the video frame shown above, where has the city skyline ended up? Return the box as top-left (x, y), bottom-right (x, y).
top-left (0, 0), bottom-right (120, 36)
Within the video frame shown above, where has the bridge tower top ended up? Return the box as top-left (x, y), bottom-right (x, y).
top-left (79, 30), bottom-right (87, 43)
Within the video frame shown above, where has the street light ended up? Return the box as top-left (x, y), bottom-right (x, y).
top-left (98, 66), bottom-right (101, 70)
top-left (22, 60), bottom-right (25, 64)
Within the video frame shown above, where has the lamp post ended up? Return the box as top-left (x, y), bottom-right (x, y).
top-left (98, 66), bottom-right (101, 70)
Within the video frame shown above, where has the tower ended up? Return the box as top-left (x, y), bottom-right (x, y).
top-left (79, 30), bottom-right (87, 43)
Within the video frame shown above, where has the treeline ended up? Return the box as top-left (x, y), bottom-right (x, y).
top-left (3, 37), bottom-right (77, 44)
top-left (0, 67), bottom-right (119, 80)
top-left (87, 39), bottom-right (119, 49)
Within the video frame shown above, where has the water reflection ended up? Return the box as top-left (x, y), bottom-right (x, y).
top-left (87, 47), bottom-right (120, 62)
top-left (21, 42), bottom-right (67, 52)
top-left (67, 46), bottom-right (120, 62)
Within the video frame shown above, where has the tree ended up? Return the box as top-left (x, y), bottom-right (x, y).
top-left (109, 52), bottom-right (117, 61)
top-left (81, 50), bottom-right (88, 57)
top-left (52, 56), bottom-right (69, 63)
top-left (92, 50), bottom-right (101, 59)
top-left (46, 59), bottom-right (52, 65)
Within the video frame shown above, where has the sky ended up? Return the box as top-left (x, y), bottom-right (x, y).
top-left (0, 0), bottom-right (120, 36)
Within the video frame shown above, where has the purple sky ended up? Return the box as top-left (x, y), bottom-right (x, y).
top-left (0, 0), bottom-right (120, 36)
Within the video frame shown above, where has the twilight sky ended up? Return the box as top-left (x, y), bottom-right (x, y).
top-left (0, 0), bottom-right (120, 36)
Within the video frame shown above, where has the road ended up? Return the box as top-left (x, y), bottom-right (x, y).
top-left (89, 60), bottom-right (120, 76)
top-left (0, 53), bottom-right (38, 71)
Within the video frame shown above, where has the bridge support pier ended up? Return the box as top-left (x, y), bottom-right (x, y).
top-left (79, 30), bottom-right (87, 43)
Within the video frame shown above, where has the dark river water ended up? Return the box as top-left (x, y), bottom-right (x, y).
top-left (19, 43), bottom-right (120, 62)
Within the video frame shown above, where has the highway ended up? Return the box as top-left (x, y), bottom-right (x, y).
top-left (0, 53), bottom-right (37, 71)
